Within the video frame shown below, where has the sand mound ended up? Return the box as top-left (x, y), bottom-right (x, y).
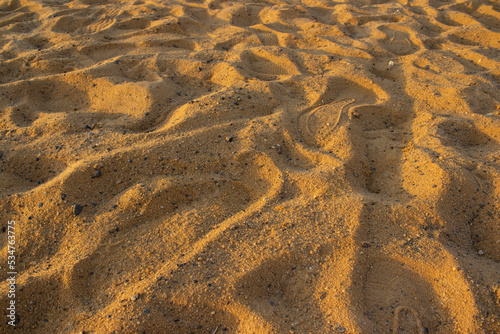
top-left (1, 0), bottom-right (500, 333)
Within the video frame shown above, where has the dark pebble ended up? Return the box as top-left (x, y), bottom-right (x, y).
top-left (0, 150), bottom-right (3, 159)
top-left (225, 136), bottom-right (234, 142)
top-left (73, 204), bottom-right (83, 216)
top-left (38, 203), bottom-right (43, 208)
top-left (92, 169), bottom-right (102, 178)
top-left (61, 193), bottom-right (67, 200)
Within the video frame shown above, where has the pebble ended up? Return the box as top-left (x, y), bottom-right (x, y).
top-left (225, 136), bottom-right (234, 142)
top-left (92, 170), bottom-right (102, 178)
top-left (0, 150), bottom-right (3, 159)
top-left (131, 293), bottom-right (139, 301)
top-left (478, 250), bottom-right (484, 255)
top-left (350, 111), bottom-right (360, 119)
top-left (73, 204), bottom-right (83, 216)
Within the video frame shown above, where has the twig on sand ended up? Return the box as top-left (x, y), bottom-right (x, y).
top-left (212, 326), bottom-right (218, 334)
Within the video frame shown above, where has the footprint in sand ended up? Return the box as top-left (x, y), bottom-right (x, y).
top-left (361, 258), bottom-right (438, 332)
top-left (301, 98), bottom-right (355, 147)
top-left (393, 306), bottom-right (425, 334)
top-left (242, 49), bottom-right (300, 80)
top-left (80, 8), bottom-right (121, 34)
top-left (379, 25), bottom-right (418, 55)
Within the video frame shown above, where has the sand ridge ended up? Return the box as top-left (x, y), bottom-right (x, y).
top-left (0, 0), bottom-right (500, 332)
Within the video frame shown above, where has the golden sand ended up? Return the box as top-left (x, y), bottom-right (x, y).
top-left (1, 0), bottom-right (500, 332)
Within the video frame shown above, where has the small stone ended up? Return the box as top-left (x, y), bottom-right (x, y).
top-left (92, 170), bottom-right (102, 178)
top-left (0, 150), bottom-right (3, 159)
top-left (478, 250), bottom-right (484, 255)
top-left (425, 65), bottom-right (430, 69)
top-left (361, 242), bottom-right (371, 248)
top-left (38, 203), bottom-right (43, 208)
top-left (61, 193), bottom-right (67, 200)
top-left (276, 144), bottom-right (282, 154)
top-left (351, 111), bottom-right (360, 119)
top-left (131, 293), bottom-right (139, 301)
top-left (225, 136), bottom-right (234, 142)
top-left (73, 204), bottom-right (83, 216)
top-left (211, 311), bottom-right (215, 315)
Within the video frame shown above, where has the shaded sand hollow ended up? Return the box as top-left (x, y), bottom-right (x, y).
top-left (1, 0), bottom-right (500, 333)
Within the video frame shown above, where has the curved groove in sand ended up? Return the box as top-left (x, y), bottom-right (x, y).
top-left (393, 306), bottom-right (425, 334)
top-left (301, 98), bottom-right (355, 147)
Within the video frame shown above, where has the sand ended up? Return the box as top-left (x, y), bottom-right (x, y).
top-left (0, 0), bottom-right (500, 332)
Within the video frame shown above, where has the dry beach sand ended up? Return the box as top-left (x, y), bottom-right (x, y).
top-left (1, 0), bottom-right (500, 332)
